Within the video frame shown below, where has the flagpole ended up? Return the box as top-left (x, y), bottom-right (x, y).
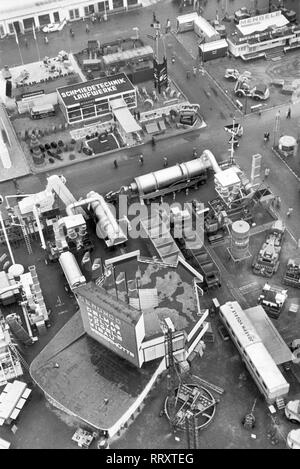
top-left (32, 24), bottom-right (41, 62)
top-left (14, 26), bottom-right (24, 66)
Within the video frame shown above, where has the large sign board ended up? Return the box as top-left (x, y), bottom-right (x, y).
top-left (57, 73), bottom-right (134, 107)
top-left (77, 286), bottom-right (141, 367)
top-left (153, 57), bottom-right (168, 94)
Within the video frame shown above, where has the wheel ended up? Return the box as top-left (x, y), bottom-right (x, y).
top-left (289, 419), bottom-right (300, 424)
top-left (236, 91), bottom-right (243, 98)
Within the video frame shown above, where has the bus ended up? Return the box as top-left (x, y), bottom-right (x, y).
top-left (219, 301), bottom-right (290, 403)
top-left (30, 104), bottom-right (55, 120)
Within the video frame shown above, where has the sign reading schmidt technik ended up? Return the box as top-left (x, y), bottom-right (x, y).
top-left (57, 73), bottom-right (134, 107)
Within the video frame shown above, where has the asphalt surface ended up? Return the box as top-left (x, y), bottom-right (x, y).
top-left (0, 0), bottom-right (300, 450)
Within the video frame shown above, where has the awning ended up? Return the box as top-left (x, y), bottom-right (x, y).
top-left (112, 105), bottom-right (141, 134)
top-left (244, 305), bottom-right (294, 365)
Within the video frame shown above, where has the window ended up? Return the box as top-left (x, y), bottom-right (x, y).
top-left (84, 5), bottom-right (95, 16)
top-left (23, 18), bottom-right (35, 30)
top-left (53, 12), bottom-right (60, 23)
top-left (113, 0), bottom-right (124, 8)
top-left (38, 14), bottom-right (51, 26)
top-left (0, 25), bottom-right (5, 37)
top-left (8, 23), bottom-right (15, 34)
top-left (98, 1), bottom-right (109, 12)
top-left (128, 0), bottom-right (138, 5)
top-left (69, 9), bottom-right (80, 20)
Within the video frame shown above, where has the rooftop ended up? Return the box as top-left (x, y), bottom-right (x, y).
top-left (30, 310), bottom-right (161, 431)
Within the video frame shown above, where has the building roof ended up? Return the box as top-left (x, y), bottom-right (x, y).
top-left (30, 311), bottom-right (161, 431)
top-left (0, 0), bottom-right (86, 17)
top-left (199, 39), bottom-right (228, 52)
top-left (194, 16), bottom-right (218, 38)
top-left (237, 11), bottom-right (289, 36)
top-left (102, 46), bottom-right (153, 66)
top-left (244, 305), bottom-right (293, 365)
top-left (111, 103), bottom-right (142, 134)
top-left (57, 73), bottom-right (134, 108)
top-left (105, 257), bottom-right (200, 341)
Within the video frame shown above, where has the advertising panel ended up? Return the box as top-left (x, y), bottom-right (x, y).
top-left (153, 57), bottom-right (168, 93)
top-left (57, 73), bottom-right (134, 107)
top-left (77, 286), bottom-right (141, 367)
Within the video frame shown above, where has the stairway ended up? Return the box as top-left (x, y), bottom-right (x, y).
top-left (275, 396), bottom-right (286, 410)
top-left (20, 222), bottom-right (33, 255)
top-left (266, 46), bottom-right (285, 61)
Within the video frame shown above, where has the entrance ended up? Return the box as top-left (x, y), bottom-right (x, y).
top-left (23, 17), bottom-right (35, 31)
top-left (13, 21), bottom-right (21, 34)
top-left (38, 14), bottom-right (50, 26)
top-left (53, 11), bottom-right (60, 23)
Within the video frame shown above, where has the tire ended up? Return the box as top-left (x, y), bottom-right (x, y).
top-left (289, 419), bottom-right (300, 424)
top-left (236, 91), bottom-right (243, 98)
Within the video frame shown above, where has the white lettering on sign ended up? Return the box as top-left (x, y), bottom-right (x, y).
top-left (80, 296), bottom-right (135, 358)
top-left (61, 78), bottom-right (127, 101)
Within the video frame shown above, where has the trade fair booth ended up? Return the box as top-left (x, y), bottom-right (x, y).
top-left (57, 73), bottom-right (137, 125)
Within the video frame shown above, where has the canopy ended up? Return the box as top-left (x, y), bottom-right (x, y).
top-left (111, 100), bottom-right (141, 134)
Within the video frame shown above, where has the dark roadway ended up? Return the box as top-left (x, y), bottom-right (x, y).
top-left (0, 0), bottom-right (300, 449)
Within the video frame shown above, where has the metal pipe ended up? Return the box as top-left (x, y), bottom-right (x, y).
top-left (200, 149), bottom-right (221, 174)
top-left (32, 205), bottom-right (46, 250)
top-left (66, 196), bottom-right (102, 217)
top-left (0, 211), bottom-right (15, 265)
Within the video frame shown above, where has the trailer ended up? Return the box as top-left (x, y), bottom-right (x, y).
top-left (252, 221), bottom-right (285, 278)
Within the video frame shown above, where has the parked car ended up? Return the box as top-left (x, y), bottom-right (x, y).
top-left (287, 429), bottom-right (300, 449)
top-left (285, 400), bottom-right (300, 424)
top-left (42, 19), bottom-right (66, 33)
top-left (224, 69), bottom-right (240, 81)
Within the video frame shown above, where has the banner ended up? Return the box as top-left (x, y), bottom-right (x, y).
top-left (153, 57), bottom-right (168, 93)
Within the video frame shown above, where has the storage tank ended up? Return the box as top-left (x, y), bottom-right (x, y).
top-left (231, 220), bottom-right (250, 260)
top-left (86, 191), bottom-right (127, 246)
top-left (59, 252), bottom-right (86, 290)
top-left (278, 135), bottom-right (298, 157)
top-left (131, 156), bottom-right (215, 196)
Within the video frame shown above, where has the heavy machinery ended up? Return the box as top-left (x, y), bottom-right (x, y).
top-left (234, 73), bottom-right (270, 101)
top-left (258, 283), bottom-right (288, 319)
top-left (285, 399), bottom-right (300, 424)
top-left (252, 220), bottom-right (285, 278)
top-left (105, 150), bottom-right (224, 205)
top-left (283, 259), bottom-right (300, 288)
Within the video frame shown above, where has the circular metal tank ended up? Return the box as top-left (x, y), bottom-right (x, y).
top-left (279, 135), bottom-right (297, 157)
top-left (8, 264), bottom-right (24, 279)
top-left (133, 159), bottom-right (209, 195)
top-left (231, 220), bottom-right (250, 260)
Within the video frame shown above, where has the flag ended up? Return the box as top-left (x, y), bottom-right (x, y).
top-left (32, 23), bottom-right (36, 41)
top-left (13, 25), bottom-right (19, 45)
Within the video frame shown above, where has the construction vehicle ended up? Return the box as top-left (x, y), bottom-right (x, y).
top-left (283, 259), bottom-right (300, 288)
top-left (285, 399), bottom-right (300, 424)
top-left (224, 69), bottom-right (240, 81)
top-left (234, 73), bottom-right (270, 101)
top-left (252, 220), bottom-right (285, 278)
top-left (258, 283), bottom-right (288, 319)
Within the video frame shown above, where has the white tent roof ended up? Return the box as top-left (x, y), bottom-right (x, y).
top-left (112, 104), bottom-right (141, 134)
top-left (237, 11), bottom-right (289, 36)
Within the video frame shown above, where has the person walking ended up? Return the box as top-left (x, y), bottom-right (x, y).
top-left (264, 167), bottom-right (270, 179)
top-left (24, 37), bottom-right (28, 48)
top-left (86, 23), bottom-right (90, 33)
top-left (70, 28), bottom-right (74, 37)
top-left (193, 66), bottom-right (197, 77)
top-left (163, 156), bottom-right (168, 167)
top-left (113, 159), bottom-right (118, 169)
top-left (139, 154), bottom-right (144, 165)
top-left (44, 35), bottom-right (48, 44)
top-left (151, 136), bottom-right (156, 148)
top-left (286, 107), bottom-right (291, 119)
top-left (286, 207), bottom-right (293, 217)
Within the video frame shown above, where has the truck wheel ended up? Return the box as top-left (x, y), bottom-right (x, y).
top-left (289, 419), bottom-right (299, 424)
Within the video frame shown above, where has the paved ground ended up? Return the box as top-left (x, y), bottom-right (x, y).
top-left (0, 0), bottom-right (300, 450)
